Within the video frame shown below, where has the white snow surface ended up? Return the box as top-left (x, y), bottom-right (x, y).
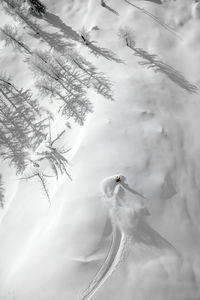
top-left (0, 0), bottom-right (200, 299)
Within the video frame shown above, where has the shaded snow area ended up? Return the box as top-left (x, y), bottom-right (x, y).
top-left (0, 0), bottom-right (200, 299)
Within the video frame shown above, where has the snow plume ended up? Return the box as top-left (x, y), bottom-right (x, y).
top-left (81, 174), bottom-right (151, 300)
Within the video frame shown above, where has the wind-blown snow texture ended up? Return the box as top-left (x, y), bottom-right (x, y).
top-left (0, 0), bottom-right (200, 300)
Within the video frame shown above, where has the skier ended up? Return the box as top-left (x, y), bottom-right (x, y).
top-left (115, 176), bottom-right (121, 183)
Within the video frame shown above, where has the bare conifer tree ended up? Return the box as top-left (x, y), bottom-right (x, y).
top-left (0, 24), bottom-right (50, 65)
top-left (20, 170), bottom-right (53, 205)
top-left (0, 74), bottom-right (49, 173)
top-left (0, 24), bottom-right (113, 118)
top-left (0, 6), bottom-right (114, 103)
top-left (28, 51), bottom-right (93, 125)
top-left (37, 128), bottom-right (72, 180)
top-left (67, 49), bottom-right (114, 100)
top-left (0, 25), bottom-right (32, 54)
top-left (20, 124), bottom-right (71, 203)
top-left (0, 0), bottom-right (114, 203)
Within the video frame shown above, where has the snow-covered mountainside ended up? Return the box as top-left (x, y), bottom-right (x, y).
top-left (0, 0), bottom-right (200, 299)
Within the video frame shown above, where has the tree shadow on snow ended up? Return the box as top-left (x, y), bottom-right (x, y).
top-left (44, 12), bottom-right (81, 42)
top-left (135, 47), bottom-right (199, 94)
top-left (30, 28), bottom-right (74, 53)
top-left (143, 0), bottom-right (162, 4)
top-left (101, 0), bottom-right (119, 16)
top-left (41, 12), bottom-right (123, 63)
top-left (82, 40), bottom-right (124, 63)
top-left (127, 44), bottom-right (198, 94)
top-left (118, 175), bottom-right (147, 199)
top-left (124, 0), bottom-right (181, 40)
top-left (121, 182), bottom-right (147, 200)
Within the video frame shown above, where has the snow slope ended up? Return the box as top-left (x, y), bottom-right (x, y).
top-left (0, 0), bottom-right (200, 299)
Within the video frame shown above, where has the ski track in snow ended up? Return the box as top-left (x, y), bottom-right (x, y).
top-left (81, 219), bottom-right (129, 300)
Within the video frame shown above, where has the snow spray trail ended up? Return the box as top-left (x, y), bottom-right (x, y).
top-left (81, 175), bottom-right (148, 300)
top-left (81, 219), bottom-right (129, 300)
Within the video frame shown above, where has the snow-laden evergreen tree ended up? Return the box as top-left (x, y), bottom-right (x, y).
top-left (0, 74), bottom-right (49, 173)
top-left (0, 174), bottom-right (4, 209)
